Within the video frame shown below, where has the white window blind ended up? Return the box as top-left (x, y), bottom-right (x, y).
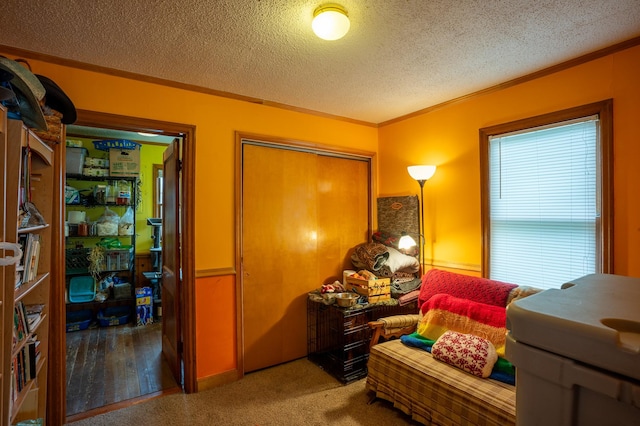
top-left (488, 116), bottom-right (598, 289)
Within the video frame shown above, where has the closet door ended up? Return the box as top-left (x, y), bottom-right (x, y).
top-left (316, 155), bottom-right (370, 280)
top-left (242, 144), bottom-right (369, 372)
top-left (242, 145), bottom-right (318, 373)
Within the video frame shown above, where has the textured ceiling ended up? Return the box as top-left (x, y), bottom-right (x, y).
top-left (1, 0), bottom-right (639, 124)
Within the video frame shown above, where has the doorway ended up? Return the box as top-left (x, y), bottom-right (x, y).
top-left (49, 110), bottom-right (197, 424)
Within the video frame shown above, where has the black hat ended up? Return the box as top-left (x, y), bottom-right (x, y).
top-left (0, 86), bottom-right (13, 101)
top-left (35, 74), bottom-right (77, 124)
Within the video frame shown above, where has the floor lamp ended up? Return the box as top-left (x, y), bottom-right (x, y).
top-left (407, 165), bottom-right (436, 275)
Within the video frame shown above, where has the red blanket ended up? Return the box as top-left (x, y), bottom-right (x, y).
top-left (419, 269), bottom-right (517, 308)
top-left (417, 293), bottom-right (508, 356)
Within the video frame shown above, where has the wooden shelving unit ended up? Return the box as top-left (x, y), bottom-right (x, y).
top-left (1, 116), bottom-right (55, 425)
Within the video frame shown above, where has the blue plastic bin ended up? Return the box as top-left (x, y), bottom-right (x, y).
top-left (68, 276), bottom-right (96, 303)
top-left (66, 310), bottom-right (93, 332)
top-left (97, 306), bottom-right (130, 327)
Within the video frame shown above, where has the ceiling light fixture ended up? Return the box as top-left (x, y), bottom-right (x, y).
top-left (312, 4), bottom-right (350, 41)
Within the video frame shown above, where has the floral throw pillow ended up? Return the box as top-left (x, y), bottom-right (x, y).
top-left (431, 330), bottom-right (498, 378)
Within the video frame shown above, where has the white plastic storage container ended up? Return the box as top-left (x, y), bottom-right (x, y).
top-left (506, 273), bottom-right (640, 426)
top-left (66, 146), bottom-right (87, 175)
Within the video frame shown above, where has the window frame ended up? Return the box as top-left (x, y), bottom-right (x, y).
top-left (479, 99), bottom-right (613, 279)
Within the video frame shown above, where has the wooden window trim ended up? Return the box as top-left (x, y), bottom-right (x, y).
top-left (479, 99), bottom-right (613, 278)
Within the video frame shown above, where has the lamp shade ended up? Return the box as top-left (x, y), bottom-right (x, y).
top-left (398, 234), bottom-right (417, 250)
top-left (312, 4), bottom-right (350, 40)
top-left (408, 165), bottom-right (436, 181)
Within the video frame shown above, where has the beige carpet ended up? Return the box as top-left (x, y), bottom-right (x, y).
top-left (66, 358), bottom-right (420, 425)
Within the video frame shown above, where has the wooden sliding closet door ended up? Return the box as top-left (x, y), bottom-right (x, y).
top-left (316, 155), bottom-right (370, 280)
top-left (242, 143), bottom-right (369, 373)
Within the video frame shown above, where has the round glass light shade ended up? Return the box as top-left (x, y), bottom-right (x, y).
top-left (407, 165), bottom-right (436, 181)
top-left (312, 5), bottom-right (350, 41)
top-left (398, 234), bottom-right (418, 250)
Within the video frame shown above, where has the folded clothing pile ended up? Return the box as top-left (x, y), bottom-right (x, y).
top-left (351, 242), bottom-right (420, 277)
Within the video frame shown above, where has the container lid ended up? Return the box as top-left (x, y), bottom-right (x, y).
top-left (507, 274), bottom-right (640, 380)
top-left (68, 275), bottom-right (96, 303)
top-left (66, 146), bottom-right (87, 152)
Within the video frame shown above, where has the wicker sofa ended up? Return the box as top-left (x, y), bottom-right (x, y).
top-left (366, 269), bottom-right (540, 426)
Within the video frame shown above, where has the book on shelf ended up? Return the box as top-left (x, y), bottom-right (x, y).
top-left (14, 270), bottom-right (22, 288)
top-left (15, 233), bottom-right (28, 288)
top-left (28, 235), bottom-right (41, 281)
top-left (25, 304), bottom-right (45, 330)
top-left (11, 338), bottom-right (39, 398)
top-left (16, 233), bottom-right (41, 285)
top-left (10, 333), bottom-right (41, 388)
top-left (13, 303), bottom-right (45, 344)
top-left (13, 303), bottom-right (27, 343)
top-left (31, 336), bottom-right (41, 364)
top-left (11, 356), bottom-right (19, 400)
top-left (26, 337), bottom-right (38, 380)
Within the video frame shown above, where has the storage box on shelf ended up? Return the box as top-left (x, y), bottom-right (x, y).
top-left (109, 146), bottom-right (140, 178)
top-left (2, 117), bottom-right (56, 425)
top-left (66, 146), bottom-right (87, 175)
top-left (66, 138), bottom-right (141, 180)
top-left (345, 276), bottom-right (391, 303)
top-left (90, 138), bottom-right (141, 178)
top-left (66, 246), bottom-right (133, 272)
top-left (68, 276), bottom-right (96, 303)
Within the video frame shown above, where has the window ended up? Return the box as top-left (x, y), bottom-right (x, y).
top-left (480, 100), bottom-right (612, 289)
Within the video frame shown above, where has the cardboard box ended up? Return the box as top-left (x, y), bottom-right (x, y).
top-left (113, 282), bottom-right (131, 299)
top-left (345, 276), bottom-right (391, 302)
top-left (109, 146), bottom-right (140, 177)
top-left (136, 287), bottom-right (153, 326)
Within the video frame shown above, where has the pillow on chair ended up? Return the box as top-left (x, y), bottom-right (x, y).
top-left (432, 330), bottom-right (498, 378)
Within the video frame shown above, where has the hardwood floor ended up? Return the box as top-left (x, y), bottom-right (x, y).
top-left (65, 321), bottom-right (178, 417)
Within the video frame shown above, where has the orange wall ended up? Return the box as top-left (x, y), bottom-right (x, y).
top-left (195, 275), bottom-right (236, 375)
top-left (0, 52), bottom-right (378, 381)
top-left (378, 44), bottom-right (640, 277)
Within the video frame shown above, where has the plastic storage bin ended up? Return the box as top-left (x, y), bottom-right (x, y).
top-left (97, 306), bottom-right (130, 327)
top-left (66, 147), bottom-right (87, 175)
top-left (66, 248), bottom-right (91, 274)
top-left (68, 276), bottom-right (96, 303)
top-left (506, 273), bottom-right (640, 426)
top-left (66, 310), bottom-right (93, 332)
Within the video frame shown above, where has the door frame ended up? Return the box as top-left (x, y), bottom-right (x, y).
top-left (49, 110), bottom-right (197, 424)
top-left (235, 132), bottom-right (377, 377)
